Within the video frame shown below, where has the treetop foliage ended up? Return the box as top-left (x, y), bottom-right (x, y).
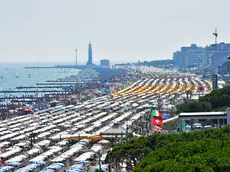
top-left (176, 86), bottom-right (230, 113)
top-left (107, 125), bottom-right (230, 171)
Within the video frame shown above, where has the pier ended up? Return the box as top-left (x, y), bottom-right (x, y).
top-left (0, 93), bottom-right (73, 100)
top-left (0, 90), bottom-right (69, 93)
top-left (0, 92), bottom-right (73, 104)
top-left (36, 83), bottom-right (79, 86)
top-left (46, 80), bottom-right (84, 83)
top-left (16, 86), bottom-right (73, 89)
top-left (0, 97), bottom-right (43, 103)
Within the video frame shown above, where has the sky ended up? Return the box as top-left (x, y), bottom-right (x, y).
top-left (1, 0), bottom-right (230, 64)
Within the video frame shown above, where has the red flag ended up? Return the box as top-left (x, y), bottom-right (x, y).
top-left (153, 125), bottom-right (162, 132)
top-left (152, 117), bottom-right (163, 125)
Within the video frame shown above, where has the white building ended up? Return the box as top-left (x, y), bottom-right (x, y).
top-left (173, 44), bottom-right (203, 68)
top-left (202, 42), bottom-right (230, 67)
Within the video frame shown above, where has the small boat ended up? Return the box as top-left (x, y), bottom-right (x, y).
top-left (15, 76), bottom-right (19, 78)
top-left (28, 74), bottom-right (31, 78)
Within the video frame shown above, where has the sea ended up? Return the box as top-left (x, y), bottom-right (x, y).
top-left (0, 62), bottom-right (80, 100)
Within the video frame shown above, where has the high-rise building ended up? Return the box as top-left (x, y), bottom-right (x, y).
top-left (86, 42), bottom-right (93, 66)
top-left (173, 44), bottom-right (203, 68)
top-left (173, 42), bottom-right (230, 69)
top-left (173, 51), bottom-right (182, 67)
top-left (202, 42), bottom-right (230, 67)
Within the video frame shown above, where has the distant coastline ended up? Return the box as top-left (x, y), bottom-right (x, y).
top-left (24, 65), bottom-right (108, 69)
top-left (0, 60), bottom-right (139, 68)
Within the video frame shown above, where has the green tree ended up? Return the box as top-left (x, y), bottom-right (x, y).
top-left (108, 125), bottom-right (230, 171)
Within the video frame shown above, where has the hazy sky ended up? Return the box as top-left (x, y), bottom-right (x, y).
top-left (1, 0), bottom-right (230, 64)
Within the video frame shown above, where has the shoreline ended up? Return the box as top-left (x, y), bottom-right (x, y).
top-left (0, 68), bottom-right (129, 119)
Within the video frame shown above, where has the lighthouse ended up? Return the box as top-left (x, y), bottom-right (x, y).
top-left (86, 42), bottom-right (93, 66)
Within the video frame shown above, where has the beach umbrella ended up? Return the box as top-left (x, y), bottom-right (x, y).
top-left (98, 140), bottom-right (110, 144)
top-left (34, 160), bottom-right (46, 165)
top-left (0, 166), bottom-right (14, 172)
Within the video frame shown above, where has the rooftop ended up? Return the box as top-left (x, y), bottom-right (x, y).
top-left (179, 112), bottom-right (226, 117)
top-left (102, 123), bottom-right (126, 135)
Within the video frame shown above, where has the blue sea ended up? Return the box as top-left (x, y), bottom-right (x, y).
top-left (0, 62), bottom-right (80, 99)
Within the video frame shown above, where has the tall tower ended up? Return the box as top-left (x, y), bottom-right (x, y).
top-left (87, 42), bottom-right (93, 66)
top-left (213, 28), bottom-right (218, 44)
top-left (75, 49), bottom-right (78, 66)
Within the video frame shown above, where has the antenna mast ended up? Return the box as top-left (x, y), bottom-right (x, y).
top-left (75, 49), bottom-right (78, 66)
top-left (213, 28), bottom-right (218, 44)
